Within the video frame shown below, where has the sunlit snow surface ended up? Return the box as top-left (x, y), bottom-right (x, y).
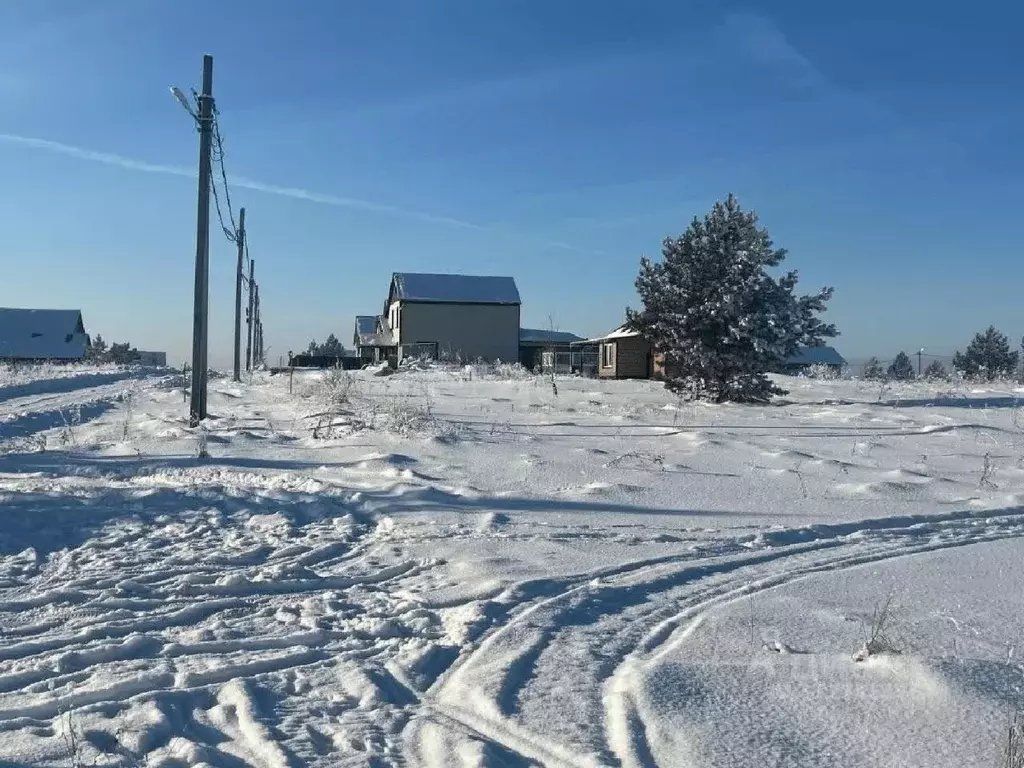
top-left (0, 364), bottom-right (1021, 766)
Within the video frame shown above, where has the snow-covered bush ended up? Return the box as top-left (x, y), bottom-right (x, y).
top-left (316, 368), bottom-right (354, 409)
top-left (466, 360), bottom-right (533, 381)
top-left (364, 396), bottom-right (462, 441)
top-left (861, 357), bottom-right (884, 380)
top-left (627, 193), bottom-right (836, 403)
top-left (802, 363), bottom-right (841, 380)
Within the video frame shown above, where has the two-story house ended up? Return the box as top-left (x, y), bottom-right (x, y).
top-left (356, 272), bottom-right (521, 364)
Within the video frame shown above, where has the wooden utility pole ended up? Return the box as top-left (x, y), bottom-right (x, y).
top-left (253, 283), bottom-right (261, 368)
top-left (233, 207), bottom-right (246, 381)
top-left (245, 262), bottom-right (255, 372)
top-left (189, 54), bottom-right (215, 426)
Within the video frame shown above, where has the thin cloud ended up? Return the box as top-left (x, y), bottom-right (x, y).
top-left (720, 12), bottom-right (892, 123)
top-left (0, 132), bottom-right (588, 251)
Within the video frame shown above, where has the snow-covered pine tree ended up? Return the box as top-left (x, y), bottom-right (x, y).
top-left (627, 194), bottom-right (836, 403)
top-left (923, 359), bottom-right (947, 379)
top-left (887, 351), bottom-right (915, 380)
top-left (952, 326), bottom-right (1019, 380)
top-left (320, 334), bottom-right (345, 357)
top-left (86, 334), bottom-right (108, 362)
top-left (108, 342), bottom-right (139, 365)
top-left (862, 357), bottom-right (884, 379)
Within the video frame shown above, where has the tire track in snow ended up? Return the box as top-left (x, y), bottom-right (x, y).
top-left (409, 507), bottom-right (1024, 767)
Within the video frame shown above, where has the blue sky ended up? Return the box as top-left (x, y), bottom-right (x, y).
top-left (1, 0), bottom-right (1021, 367)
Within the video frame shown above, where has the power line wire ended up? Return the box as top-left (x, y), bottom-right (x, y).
top-left (209, 105), bottom-right (239, 244)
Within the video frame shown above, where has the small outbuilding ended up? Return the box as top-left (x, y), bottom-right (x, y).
top-left (578, 325), bottom-right (662, 380)
top-left (519, 328), bottom-right (584, 373)
top-left (0, 308), bottom-right (89, 362)
top-left (782, 346), bottom-right (846, 374)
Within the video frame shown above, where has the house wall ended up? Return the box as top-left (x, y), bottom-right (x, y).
top-left (136, 351), bottom-right (167, 366)
top-left (398, 302), bottom-right (520, 362)
top-left (599, 336), bottom-right (653, 379)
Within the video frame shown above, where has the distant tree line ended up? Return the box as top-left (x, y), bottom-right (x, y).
top-left (84, 335), bottom-right (140, 364)
top-left (306, 334), bottom-right (346, 357)
top-left (862, 326), bottom-right (1022, 381)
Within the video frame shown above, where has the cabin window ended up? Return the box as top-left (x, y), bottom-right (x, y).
top-left (601, 343), bottom-right (615, 369)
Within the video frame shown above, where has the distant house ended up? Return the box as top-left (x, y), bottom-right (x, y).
top-left (357, 272), bottom-right (521, 364)
top-left (782, 346), bottom-right (846, 374)
top-left (519, 328), bottom-right (584, 373)
top-left (353, 315), bottom-right (396, 364)
top-left (135, 351), bottom-right (167, 367)
top-left (0, 308), bottom-right (89, 362)
top-left (574, 325), bottom-right (663, 380)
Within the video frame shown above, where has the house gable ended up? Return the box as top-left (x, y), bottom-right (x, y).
top-left (0, 308), bottom-right (89, 360)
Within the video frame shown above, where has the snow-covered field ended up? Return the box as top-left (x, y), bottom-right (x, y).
top-left (1, 364), bottom-right (1022, 767)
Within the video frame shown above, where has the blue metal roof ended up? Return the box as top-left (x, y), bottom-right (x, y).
top-left (0, 308), bottom-right (88, 360)
top-left (353, 315), bottom-right (394, 347)
top-left (785, 346), bottom-right (846, 366)
top-left (391, 273), bottom-right (520, 305)
top-left (519, 328), bottom-right (584, 344)
top-left (354, 316), bottom-right (377, 336)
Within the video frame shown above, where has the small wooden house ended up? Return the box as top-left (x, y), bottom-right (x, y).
top-left (583, 325), bottom-right (661, 379)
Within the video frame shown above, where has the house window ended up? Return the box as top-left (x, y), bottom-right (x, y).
top-left (601, 343), bottom-right (615, 369)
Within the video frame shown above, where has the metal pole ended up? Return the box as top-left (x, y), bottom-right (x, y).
top-left (233, 207), bottom-right (246, 382)
top-left (189, 54), bottom-right (215, 426)
top-left (245, 262), bottom-right (255, 372)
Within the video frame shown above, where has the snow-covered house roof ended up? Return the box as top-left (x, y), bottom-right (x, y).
top-left (519, 328), bottom-right (585, 344)
top-left (785, 346), bottom-right (846, 367)
top-left (353, 315), bottom-right (395, 348)
top-left (389, 273), bottom-right (521, 305)
top-left (574, 325), bottom-right (642, 344)
top-left (354, 315), bottom-right (378, 346)
top-left (0, 308), bottom-right (89, 360)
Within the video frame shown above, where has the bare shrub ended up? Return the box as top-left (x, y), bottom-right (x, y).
top-left (306, 369), bottom-right (363, 439)
top-left (119, 386), bottom-right (136, 441)
top-left (604, 451), bottom-right (665, 471)
top-left (58, 406), bottom-right (81, 447)
top-left (803, 363), bottom-right (840, 380)
top-left (364, 396), bottom-right (463, 441)
top-left (981, 452), bottom-right (998, 489)
top-left (468, 360), bottom-right (533, 381)
top-left (317, 369), bottom-right (354, 408)
top-left (853, 592), bottom-right (904, 662)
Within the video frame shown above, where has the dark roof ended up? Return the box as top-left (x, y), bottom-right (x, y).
top-left (0, 308), bottom-right (88, 360)
top-left (390, 272), bottom-right (520, 305)
top-left (354, 315), bottom-right (394, 347)
top-left (519, 328), bottom-right (584, 344)
top-left (785, 346), bottom-right (846, 366)
top-left (354, 316), bottom-right (377, 337)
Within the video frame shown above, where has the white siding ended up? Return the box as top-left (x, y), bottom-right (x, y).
top-left (399, 302), bottom-right (519, 362)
